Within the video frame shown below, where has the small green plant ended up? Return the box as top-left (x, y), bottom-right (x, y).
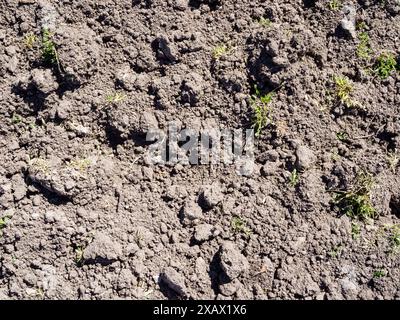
top-left (24, 33), bottom-right (37, 49)
top-left (212, 44), bottom-right (231, 60)
top-left (374, 52), bottom-right (398, 79)
top-left (0, 217), bottom-right (7, 230)
top-left (334, 172), bottom-right (376, 221)
top-left (106, 92), bottom-right (126, 103)
top-left (388, 225), bottom-right (400, 253)
top-left (328, 0), bottom-right (341, 10)
top-left (29, 157), bottom-right (50, 174)
top-left (42, 28), bottom-right (59, 66)
top-left (289, 169), bottom-right (300, 187)
top-left (12, 113), bottom-right (23, 124)
top-left (74, 234), bottom-right (95, 265)
top-left (258, 17), bottom-right (272, 27)
top-left (331, 148), bottom-right (340, 162)
top-left (334, 76), bottom-right (354, 106)
top-left (251, 85), bottom-right (274, 137)
top-left (68, 158), bottom-right (91, 172)
top-left (387, 152), bottom-right (399, 173)
top-left (356, 21), bottom-right (368, 31)
top-left (75, 246), bottom-right (85, 266)
top-left (231, 217), bottom-right (251, 236)
top-left (0, 215), bottom-right (11, 235)
top-left (357, 32), bottom-right (372, 60)
top-left (336, 131), bottom-right (348, 141)
top-left (36, 288), bottom-right (45, 299)
top-left (373, 269), bottom-right (386, 278)
top-left (351, 222), bottom-right (361, 240)
top-left (329, 244), bottom-right (343, 258)
top-left (11, 113), bottom-right (36, 129)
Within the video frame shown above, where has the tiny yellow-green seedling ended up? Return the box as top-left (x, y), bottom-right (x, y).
top-left (24, 33), bottom-right (37, 49)
top-left (0, 217), bottom-right (7, 230)
top-left (388, 225), bottom-right (400, 253)
top-left (387, 152), bottom-right (399, 173)
top-left (356, 21), bottom-right (368, 31)
top-left (357, 32), bottom-right (372, 59)
top-left (69, 158), bottom-right (92, 172)
top-left (106, 92), bottom-right (126, 103)
top-left (336, 131), bottom-right (348, 141)
top-left (29, 158), bottom-right (50, 174)
top-left (374, 52), bottom-right (398, 79)
top-left (42, 28), bottom-right (59, 65)
top-left (373, 270), bottom-right (386, 278)
top-left (329, 0), bottom-right (341, 10)
top-left (351, 222), bottom-right (361, 240)
top-left (328, 244), bottom-right (343, 258)
top-left (231, 216), bottom-right (251, 236)
top-left (75, 246), bottom-right (85, 265)
top-left (212, 44), bottom-right (228, 60)
top-left (334, 76), bottom-right (353, 104)
top-left (334, 171), bottom-right (376, 221)
top-left (0, 215), bottom-right (12, 235)
top-left (12, 113), bottom-right (23, 124)
top-left (258, 17), bottom-right (272, 27)
top-left (289, 169), bottom-right (300, 187)
top-left (251, 85), bottom-right (274, 137)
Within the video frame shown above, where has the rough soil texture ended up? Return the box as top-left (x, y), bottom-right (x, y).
top-left (1, 0), bottom-right (400, 300)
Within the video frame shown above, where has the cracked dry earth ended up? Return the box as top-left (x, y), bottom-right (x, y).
top-left (1, 0), bottom-right (400, 300)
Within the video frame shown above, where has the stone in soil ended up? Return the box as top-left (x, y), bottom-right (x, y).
top-left (84, 233), bottom-right (122, 265)
top-left (159, 267), bottom-right (188, 297)
top-left (181, 200), bottom-right (203, 226)
top-left (219, 241), bottom-right (249, 281)
top-left (199, 184), bottom-right (223, 209)
top-left (193, 224), bottom-right (221, 242)
top-left (295, 145), bottom-right (316, 171)
top-left (31, 68), bottom-right (58, 93)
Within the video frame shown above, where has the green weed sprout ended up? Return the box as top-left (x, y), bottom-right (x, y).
top-left (334, 76), bottom-right (354, 105)
top-left (212, 44), bottom-right (230, 60)
top-left (334, 172), bottom-right (376, 221)
top-left (374, 52), bottom-right (398, 79)
top-left (373, 270), bottom-right (386, 278)
top-left (0, 215), bottom-right (11, 235)
top-left (357, 32), bottom-right (372, 59)
top-left (329, 0), bottom-right (341, 10)
top-left (351, 222), bottom-right (361, 240)
top-left (258, 17), bottom-right (272, 27)
top-left (251, 85), bottom-right (273, 137)
top-left (389, 225), bottom-right (400, 252)
top-left (42, 28), bottom-right (59, 65)
top-left (336, 131), bottom-right (348, 141)
top-left (75, 246), bottom-right (85, 266)
top-left (0, 217), bottom-right (7, 230)
top-left (24, 33), bottom-right (37, 49)
top-left (106, 92), bottom-right (126, 103)
top-left (289, 169), bottom-right (300, 187)
top-left (231, 217), bottom-right (251, 236)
